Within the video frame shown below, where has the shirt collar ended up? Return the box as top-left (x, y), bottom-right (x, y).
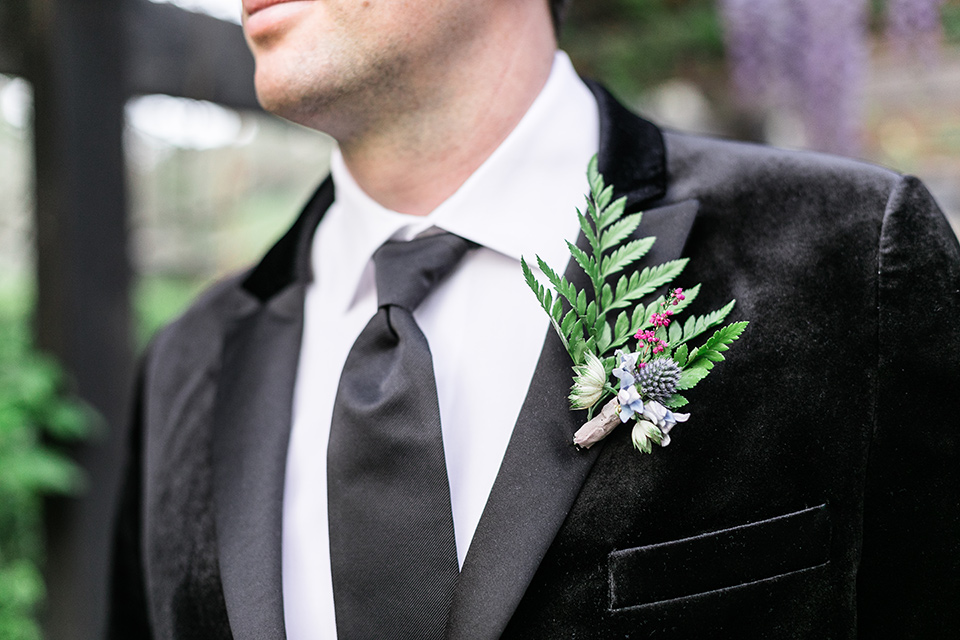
top-left (315, 50), bottom-right (600, 311)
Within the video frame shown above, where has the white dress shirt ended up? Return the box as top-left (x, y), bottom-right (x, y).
top-left (282, 51), bottom-right (600, 639)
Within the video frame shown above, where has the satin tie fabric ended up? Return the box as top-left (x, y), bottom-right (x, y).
top-left (327, 232), bottom-right (476, 639)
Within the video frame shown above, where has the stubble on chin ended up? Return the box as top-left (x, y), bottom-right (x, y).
top-left (254, 39), bottom-right (425, 145)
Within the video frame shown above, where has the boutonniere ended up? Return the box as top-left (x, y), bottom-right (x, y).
top-left (522, 156), bottom-right (748, 453)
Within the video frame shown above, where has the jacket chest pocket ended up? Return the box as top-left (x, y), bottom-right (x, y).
top-left (607, 502), bottom-right (831, 611)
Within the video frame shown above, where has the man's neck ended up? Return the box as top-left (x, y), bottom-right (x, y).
top-left (337, 10), bottom-right (556, 216)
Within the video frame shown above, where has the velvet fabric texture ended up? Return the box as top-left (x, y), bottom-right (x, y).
top-left (108, 85), bottom-right (960, 640)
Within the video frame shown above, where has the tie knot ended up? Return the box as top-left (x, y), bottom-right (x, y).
top-left (373, 232), bottom-right (475, 311)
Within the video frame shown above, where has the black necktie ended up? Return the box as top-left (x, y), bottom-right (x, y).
top-left (327, 232), bottom-right (475, 639)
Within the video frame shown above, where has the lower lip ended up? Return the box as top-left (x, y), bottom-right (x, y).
top-left (244, 1), bottom-right (313, 40)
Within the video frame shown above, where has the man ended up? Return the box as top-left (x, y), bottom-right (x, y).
top-left (109, 0), bottom-right (960, 638)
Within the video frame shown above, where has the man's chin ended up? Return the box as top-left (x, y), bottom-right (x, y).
top-left (253, 80), bottom-right (333, 132)
top-left (254, 84), bottom-right (305, 122)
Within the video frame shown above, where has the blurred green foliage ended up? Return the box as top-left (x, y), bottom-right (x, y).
top-left (945, 3), bottom-right (960, 44)
top-left (563, 0), bottom-right (960, 105)
top-left (868, 0), bottom-right (960, 41)
top-left (0, 303), bottom-right (93, 640)
top-left (0, 274), bottom-right (199, 638)
top-left (134, 275), bottom-right (210, 350)
top-left (562, 0), bottom-right (727, 102)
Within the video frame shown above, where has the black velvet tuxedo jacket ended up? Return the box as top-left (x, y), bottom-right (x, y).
top-left (109, 83), bottom-right (960, 639)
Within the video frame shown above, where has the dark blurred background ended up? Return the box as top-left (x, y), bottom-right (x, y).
top-left (1, 1), bottom-right (957, 638)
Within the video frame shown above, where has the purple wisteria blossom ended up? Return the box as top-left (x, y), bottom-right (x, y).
top-left (719, 0), bottom-right (867, 156)
top-left (888, 0), bottom-right (946, 62)
top-left (790, 0), bottom-right (869, 155)
top-left (719, 0), bottom-right (944, 157)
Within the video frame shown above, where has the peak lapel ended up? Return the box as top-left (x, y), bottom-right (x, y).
top-left (211, 180), bottom-right (332, 640)
top-left (446, 81), bottom-right (698, 638)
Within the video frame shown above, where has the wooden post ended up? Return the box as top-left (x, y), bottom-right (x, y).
top-left (0, 0), bottom-right (26, 77)
top-left (2, 1), bottom-right (257, 637)
top-left (24, 1), bottom-right (132, 638)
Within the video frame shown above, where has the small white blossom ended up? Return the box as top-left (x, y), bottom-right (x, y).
top-left (631, 420), bottom-right (662, 454)
top-left (569, 351), bottom-right (607, 410)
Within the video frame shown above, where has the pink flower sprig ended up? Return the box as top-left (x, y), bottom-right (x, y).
top-left (648, 289), bottom-right (685, 328)
top-left (634, 328), bottom-right (667, 355)
top-left (650, 310), bottom-right (673, 327)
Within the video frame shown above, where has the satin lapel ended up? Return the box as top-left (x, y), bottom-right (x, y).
top-left (211, 284), bottom-right (305, 640)
top-left (446, 199), bottom-right (699, 640)
top-left (211, 179), bottom-right (332, 640)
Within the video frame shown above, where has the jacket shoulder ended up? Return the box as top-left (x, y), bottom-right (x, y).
top-left (144, 272), bottom-right (253, 390)
top-left (661, 130), bottom-right (905, 218)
